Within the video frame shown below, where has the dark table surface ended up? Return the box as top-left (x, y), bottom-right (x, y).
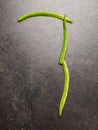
top-left (0, 0), bottom-right (98, 130)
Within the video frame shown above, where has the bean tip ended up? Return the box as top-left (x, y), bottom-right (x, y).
top-left (59, 110), bottom-right (62, 117)
top-left (17, 17), bottom-right (21, 22)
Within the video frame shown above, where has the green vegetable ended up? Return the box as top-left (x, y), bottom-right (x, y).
top-left (59, 15), bottom-right (69, 117)
top-left (18, 11), bottom-right (73, 23)
top-left (59, 15), bottom-right (68, 64)
top-left (18, 11), bottom-right (73, 117)
top-left (59, 60), bottom-right (69, 117)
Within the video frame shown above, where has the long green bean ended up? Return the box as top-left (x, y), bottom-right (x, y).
top-left (18, 11), bottom-right (73, 23)
top-left (59, 15), bottom-right (70, 117)
top-left (17, 11), bottom-right (72, 117)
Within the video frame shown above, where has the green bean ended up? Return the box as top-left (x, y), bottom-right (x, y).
top-left (59, 15), bottom-right (70, 117)
top-left (17, 11), bottom-right (72, 117)
top-left (18, 11), bottom-right (73, 23)
top-left (59, 60), bottom-right (69, 117)
top-left (59, 15), bottom-right (68, 64)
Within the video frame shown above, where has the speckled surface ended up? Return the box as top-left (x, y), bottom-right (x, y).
top-left (0, 0), bottom-right (98, 130)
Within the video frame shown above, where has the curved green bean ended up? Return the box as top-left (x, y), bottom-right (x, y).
top-left (59, 15), bottom-right (70, 117)
top-left (59, 60), bottom-right (69, 117)
top-left (18, 11), bottom-right (73, 23)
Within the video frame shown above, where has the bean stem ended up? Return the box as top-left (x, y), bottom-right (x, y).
top-left (18, 11), bottom-right (73, 23)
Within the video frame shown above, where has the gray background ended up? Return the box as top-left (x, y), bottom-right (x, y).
top-left (0, 0), bottom-right (98, 130)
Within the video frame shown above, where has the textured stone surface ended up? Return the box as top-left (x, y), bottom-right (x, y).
top-left (0, 0), bottom-right (98, 130)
